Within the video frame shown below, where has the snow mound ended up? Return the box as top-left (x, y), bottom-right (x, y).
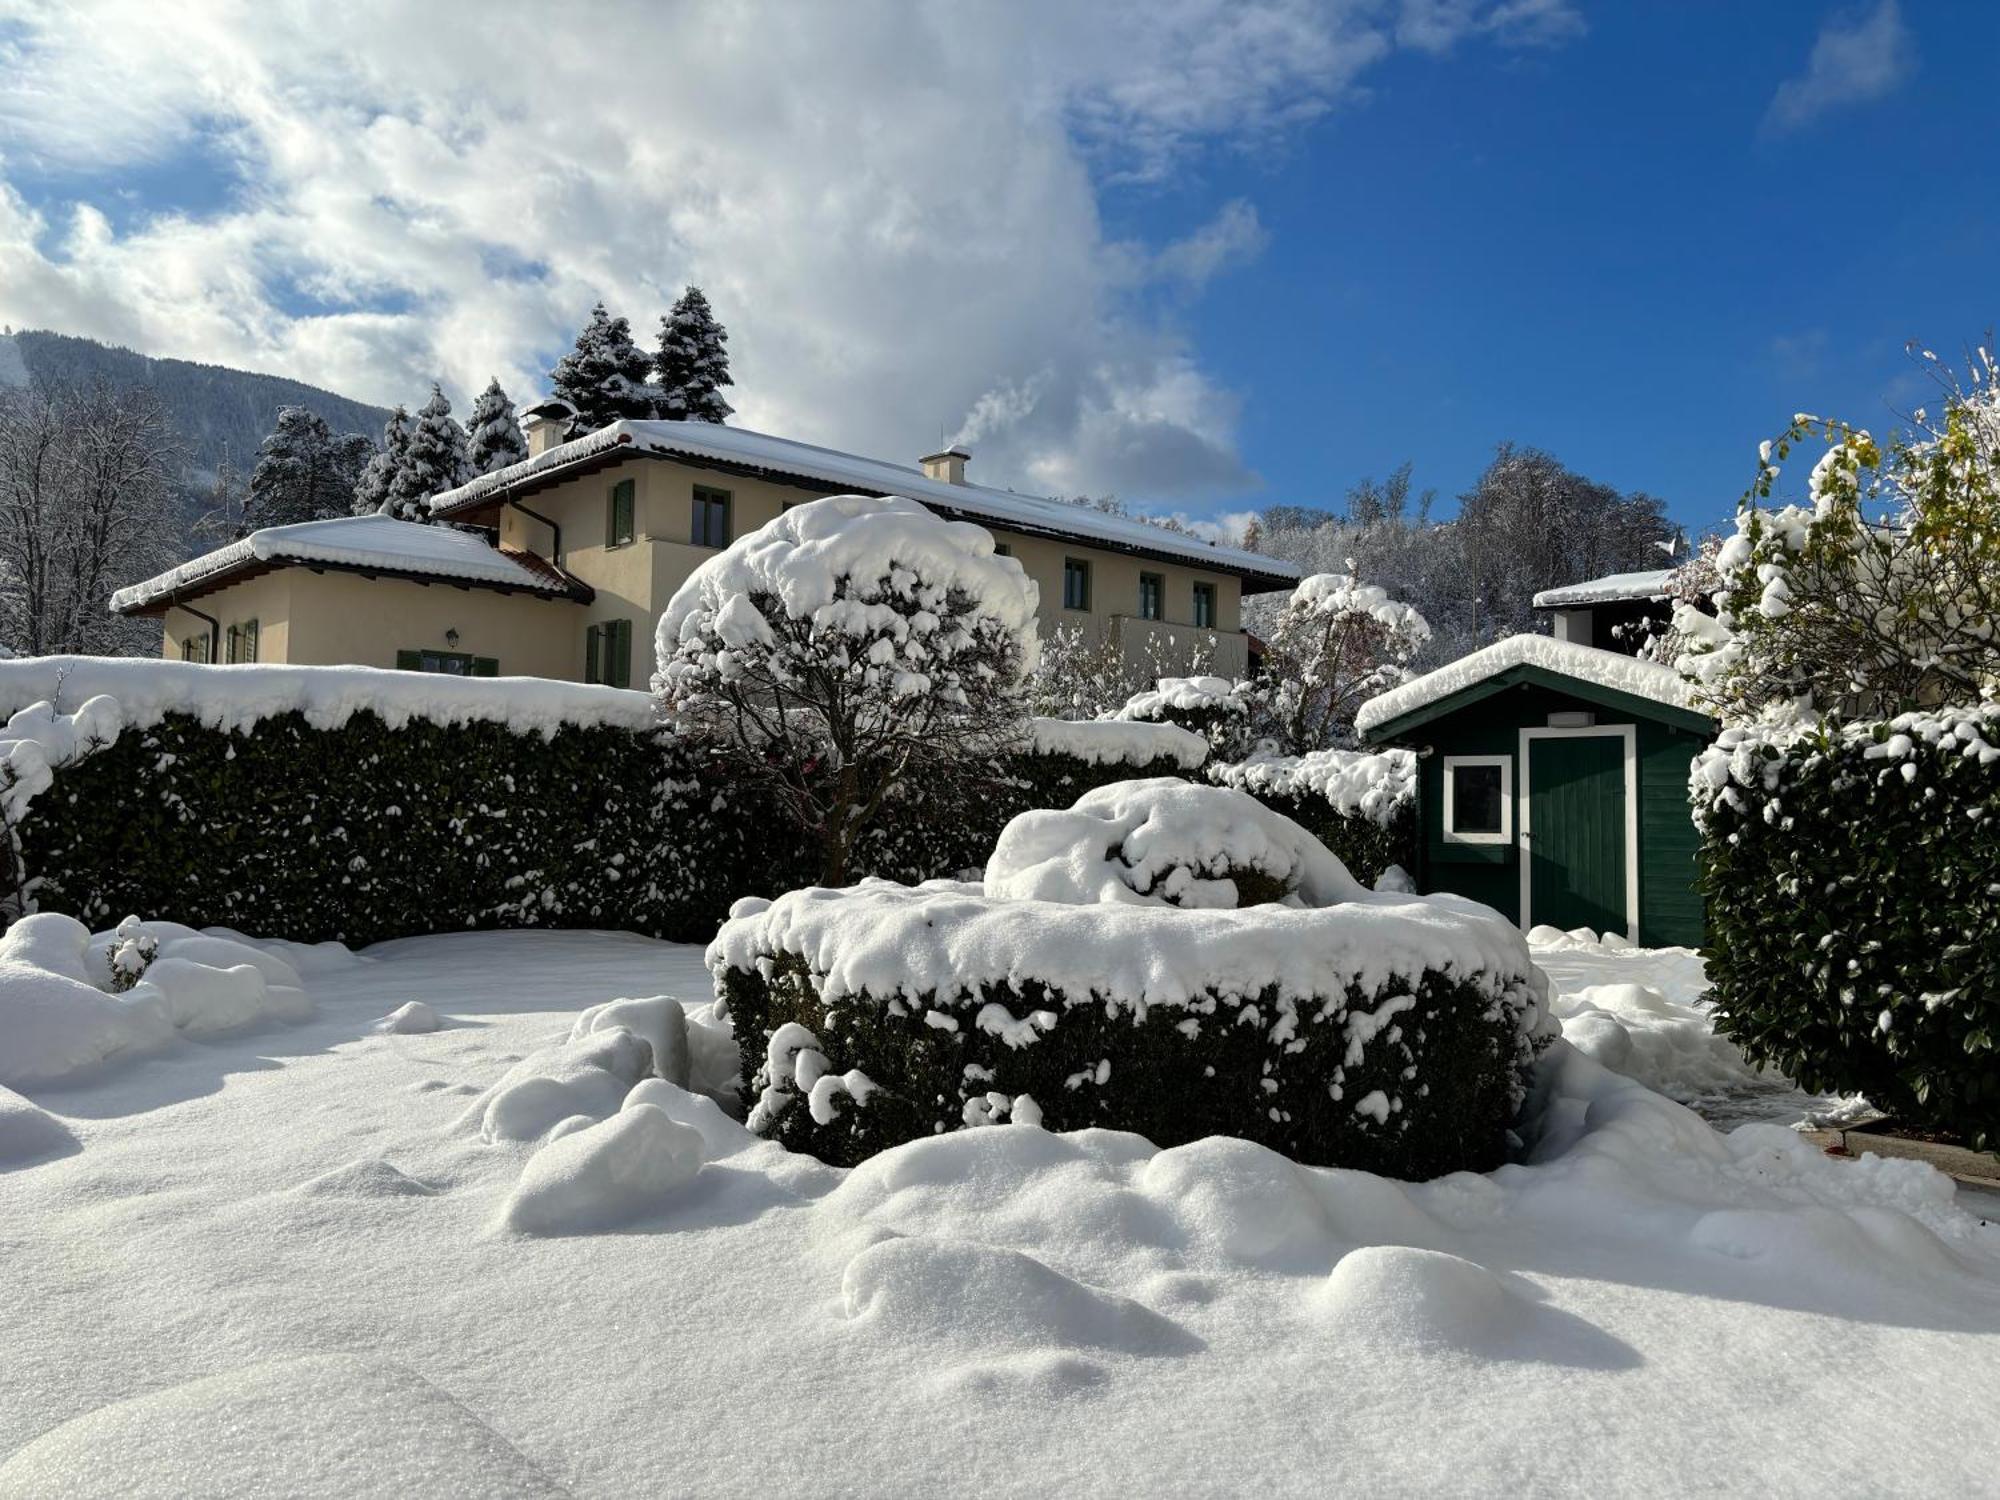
top-left (571, 994), bottom-right (690, 1088)
top-left (1555, 982), bottom-right (1765, 1103)
top-left (461, 1029), bottom-right (654, 1144)
top-left (0, 1084), bottom-right (75, 1167)
top-left (501, 1102), bottom-right (706, 1235)
top-left (376, 1000), bottom-right (440, 1034)
top-left (1317, 1245), bottom-right (1527, 1351)
top-left (983, 777), bottom-right (1367, 909)
top-left (295, 1158), bottom-right (440, 1199)
top-left (840, 1235), bottom-right (1199, 1356)
top-left (1137, 1135), bottom-right (1331, 1269)
top-left (622, 1078), bottom-right (759, 1159)
top-left (0, 1354), bottom-right (566, 1499)
top-left (1209, 746), bottom-right (1416, 827)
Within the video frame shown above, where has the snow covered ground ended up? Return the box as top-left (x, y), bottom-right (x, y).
top-left (3, 927), bottom-right (1997, 1497)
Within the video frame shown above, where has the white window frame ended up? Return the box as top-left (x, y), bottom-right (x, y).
top-left (1517, 724), bottom-right (1639, 941)
top-left (1442, 754), bottom-right (1512, 845)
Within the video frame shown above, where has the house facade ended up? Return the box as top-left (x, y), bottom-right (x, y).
top-left (114, 412), bottom-right (1297, 683)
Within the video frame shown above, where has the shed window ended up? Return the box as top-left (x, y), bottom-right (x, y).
top-left (1138, 572), bottom-right (1164, 621)
top-left (586, 619), bottom-right (633, 689)
top-left (1063, 558), bottom-right (1091, 611)
top-left (692, 486), bottom-right (732, 548)
top-left (607, 478), bottom-right (636, 547)
top-left (1192, 581), bottom-right (1217, 629)
top-left (1443, 755), bottom-right (1511, 845)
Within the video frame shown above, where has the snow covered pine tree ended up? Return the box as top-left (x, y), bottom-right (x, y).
top-left (653, 285), bottom-right (734, 423)
top-left (243, 406), bottom-right (376, 531)
top-left (379, 385), bottom-right (468, 523)
top-left (353, 406), bottom-right (410, 516)
top-left (465, 378), bottom-right (528, 475)
top-left (550, 302), bottom-right (658, 432)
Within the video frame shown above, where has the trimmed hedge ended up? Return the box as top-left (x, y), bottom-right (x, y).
top-left (1239, 789), bottom-right (1415, 891)
top-left (1695, 708), bottom-right (2000, 1148)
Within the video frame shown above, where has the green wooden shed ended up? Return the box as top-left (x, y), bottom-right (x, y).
top-left (1356, 635), bottom-right (1717, 948)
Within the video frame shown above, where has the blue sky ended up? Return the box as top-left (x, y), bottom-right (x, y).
top-left (0, 1), bottom-right (1988, 542)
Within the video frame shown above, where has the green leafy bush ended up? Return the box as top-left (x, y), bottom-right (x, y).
top-left (1694, 708), bottom-right (2000, 1147)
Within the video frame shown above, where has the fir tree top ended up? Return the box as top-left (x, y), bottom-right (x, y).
top-left (380, 384), bottom-right (467, 522)
top-left (466, 377), bottom-right (528, 475)
top-left (654, 284), bottom-right (734, 424)
top-left (549, 301), bottom-right (657, 432)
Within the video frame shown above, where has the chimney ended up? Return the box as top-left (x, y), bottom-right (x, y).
top-left (521, 398), bottom-right (579, 458)
top-left (919, 446), bottom-right (971, 485)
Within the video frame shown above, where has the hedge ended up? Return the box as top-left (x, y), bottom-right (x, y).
top-left (1694, 707), bottom-right (2000, 1148)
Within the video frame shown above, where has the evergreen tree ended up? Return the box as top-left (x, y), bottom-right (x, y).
top-left (243, 406), bottom-right (376, 530)
top-left (465, 377), bottom-right (528, 474)
top-left (549, 302), bottom-right (656, 431)
top-left (653, 285), bottom-right (734, 423)
top-left (381, 384), bottom-right (468, 521)
top-left (353, 406), bottom-right (411, 515)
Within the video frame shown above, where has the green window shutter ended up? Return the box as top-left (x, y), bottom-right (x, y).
top-left (472, 656), bottom-right (498, 677)
top-left (243, 619), bottom-right (259, 663)
top-left (585, 624), bottom-right (601, 684)
top-left (608, 479), bottom-right (635, 546)
top-left (396, 650), bottom-right (422, 671)
top-left (609, 619), bottom-right (632, 689)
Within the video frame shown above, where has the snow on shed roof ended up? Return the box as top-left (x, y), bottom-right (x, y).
top-left (1531, 568), bottom-right (1673, 609)
top-left (110, 515), bottom-right (584, 614)
top-left (1355, 633), bottom-right (1702, 737)
top-left (429, 420), bottom-right (1302, 588)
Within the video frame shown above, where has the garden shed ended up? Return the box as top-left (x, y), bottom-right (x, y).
top-left (1356, 634), bottom-right (1717, 948)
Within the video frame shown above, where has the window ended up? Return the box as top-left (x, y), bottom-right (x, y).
top-left (1063, 557), bottom-right (1091, 611)
top-left (395, 649), bottom-right (496, 676)
top-left (1138, 572), bottom-right (1164, 621)
top-left (224, 619), bottom-right (259, 664)
top-left (993, 542), bottom-right (1012, 558)
top-left (1443, 755), bottom-right (1512, 845)
top-left (692, 486), bottom-right (732, 548)
top-left (180, 634), bottom-right (210, 663)
top-left (1192, 581), bottom-right (1217, 629)
top-left (607, 478), bottom-right (636, 547)
top-left (586, 619), bottom-right (633, 689)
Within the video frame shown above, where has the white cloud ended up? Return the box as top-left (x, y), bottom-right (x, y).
top-left (1395, 0), bottom-right (1585, 54)
top-left (0, 0), bottom-right (1578, 507)
top-left (1764, 1), bottom-right (1915, 134)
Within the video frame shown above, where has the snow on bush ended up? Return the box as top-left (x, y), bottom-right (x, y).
top-left (714, 780), bottom-right (1551, 1175)
top-left (1260, 572), bottom-right (1431, 753)
top-left (1023, 715), bottom-right (1207, 770)
top-left (1114, 674), bottom-right (1259, 759)
top-left (1207, 747), bottom-right (1418, 889)
top-left (655, 493), bottom-right (1040, 884)
top-left (1692, 704), bottom-right (2000, 1147)
top-left (0, 913), bottom-right (316, 1086)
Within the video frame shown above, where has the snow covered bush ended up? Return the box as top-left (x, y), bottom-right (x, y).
top-left (1678, 357), bottom-right (2000, 723)
top-left (1025, 622), bottom-right (1219, 722)
top-left (1693, 706), bottom-right (2000, 1147)
top-left (654, 494), bottom-right (1039, 886)
top-left (1255, 573), bottom-right (1430, 754)
top-left (1115, 675), bottom-right (1259, 760)
top-left (714, 779), bottom-right (1550, 1176)
top-left (1208, 748), bottom-right (1417, 889)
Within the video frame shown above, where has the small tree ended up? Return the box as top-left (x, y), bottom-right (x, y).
top-left (353, 405), bottom-right (410, 515)
top-left (654, 494), bottom-right (1038, 885)
top-left (465, 377), bottom-right (528, 474)
top-left (654, 285), bottom-right (734, 423)
top-left (550, 302), bottom-right (657, 432)
top-left (380, 385), bottom-right (467, 522)
top-left (1678, 350), bottom-right (2000, 724)
top-left (1025, 622), bottom-right (1218, 721)
top-left (243, 406), bottom-right (375, 530)
top-left (1254, 573), bottom-right (1431, 754)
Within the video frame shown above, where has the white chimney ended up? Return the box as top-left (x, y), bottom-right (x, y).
top-left (919, 446), bottom-right (971, 485)
top-left (522, 398), bottom-right (578, 458)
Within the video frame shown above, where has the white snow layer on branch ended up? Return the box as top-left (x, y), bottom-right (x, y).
top-left (654, 493), bottom-right (1041, 682)
top-left (1114, 675), bottom-right (1252, 721)
top-left (1209, 748), bottom-right (1416, 826)
top-left (1356, 634), bottom-right (1698, 736)
top-left (984, 778), bottom-right (1367, 909)
top-left (0, 658), bottom-right (655, 741)
top-left (1689, 704), bottom-right (2000, 819)
top-left (1023, 716), bottom-right (1209, 770)
top-left (1, 695), bottom-right (122, 822)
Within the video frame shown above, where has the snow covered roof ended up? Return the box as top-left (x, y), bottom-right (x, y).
top-left (1355, 633), bottom-right (1709, 739)
top-left (429, 420), bottom-right (1301, 589)
top-left (109, 516), bottom-right (590, 615)
top-left (1531, 568), bottom-right (1672, 609)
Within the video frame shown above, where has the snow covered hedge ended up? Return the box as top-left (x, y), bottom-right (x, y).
top-left (1207, 748), bottom-right (1417, 888)
top-left (1694, 707), bottom-right (2000, 1147)
top-left (714, 780), bottom-right (1550, 1177)
top-left (0, 660), bottom-right (1209, 944)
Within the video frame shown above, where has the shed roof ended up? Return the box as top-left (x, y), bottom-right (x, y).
top-left (1531, 568), bottom-right (1673, 609)
top-left (109, 515), bottom-right (592, 615)
top-left (1357, 634), bottom-right (1713, 740)
top-left (428, 419), bottom-right (1303, 591)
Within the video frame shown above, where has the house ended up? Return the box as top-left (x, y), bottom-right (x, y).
top-left (112, 410), bottom-right (1300, 682)
top-left (1531, 567), bottom-right (1674, 657)
top-left (1356, 634), bottom-right (1716, 947)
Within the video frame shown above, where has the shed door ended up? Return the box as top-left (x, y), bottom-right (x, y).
top-left (1523, 731), bottom-right (1630, 938)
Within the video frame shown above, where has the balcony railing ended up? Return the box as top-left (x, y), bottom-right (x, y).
top-left (1107, 614), bottom-right (1249, 679)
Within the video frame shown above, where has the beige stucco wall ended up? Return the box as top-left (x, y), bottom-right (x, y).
top-left (495, 455), bottom-right (1253, 681)
top-left (161, 568), bottom-right (580, 677)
